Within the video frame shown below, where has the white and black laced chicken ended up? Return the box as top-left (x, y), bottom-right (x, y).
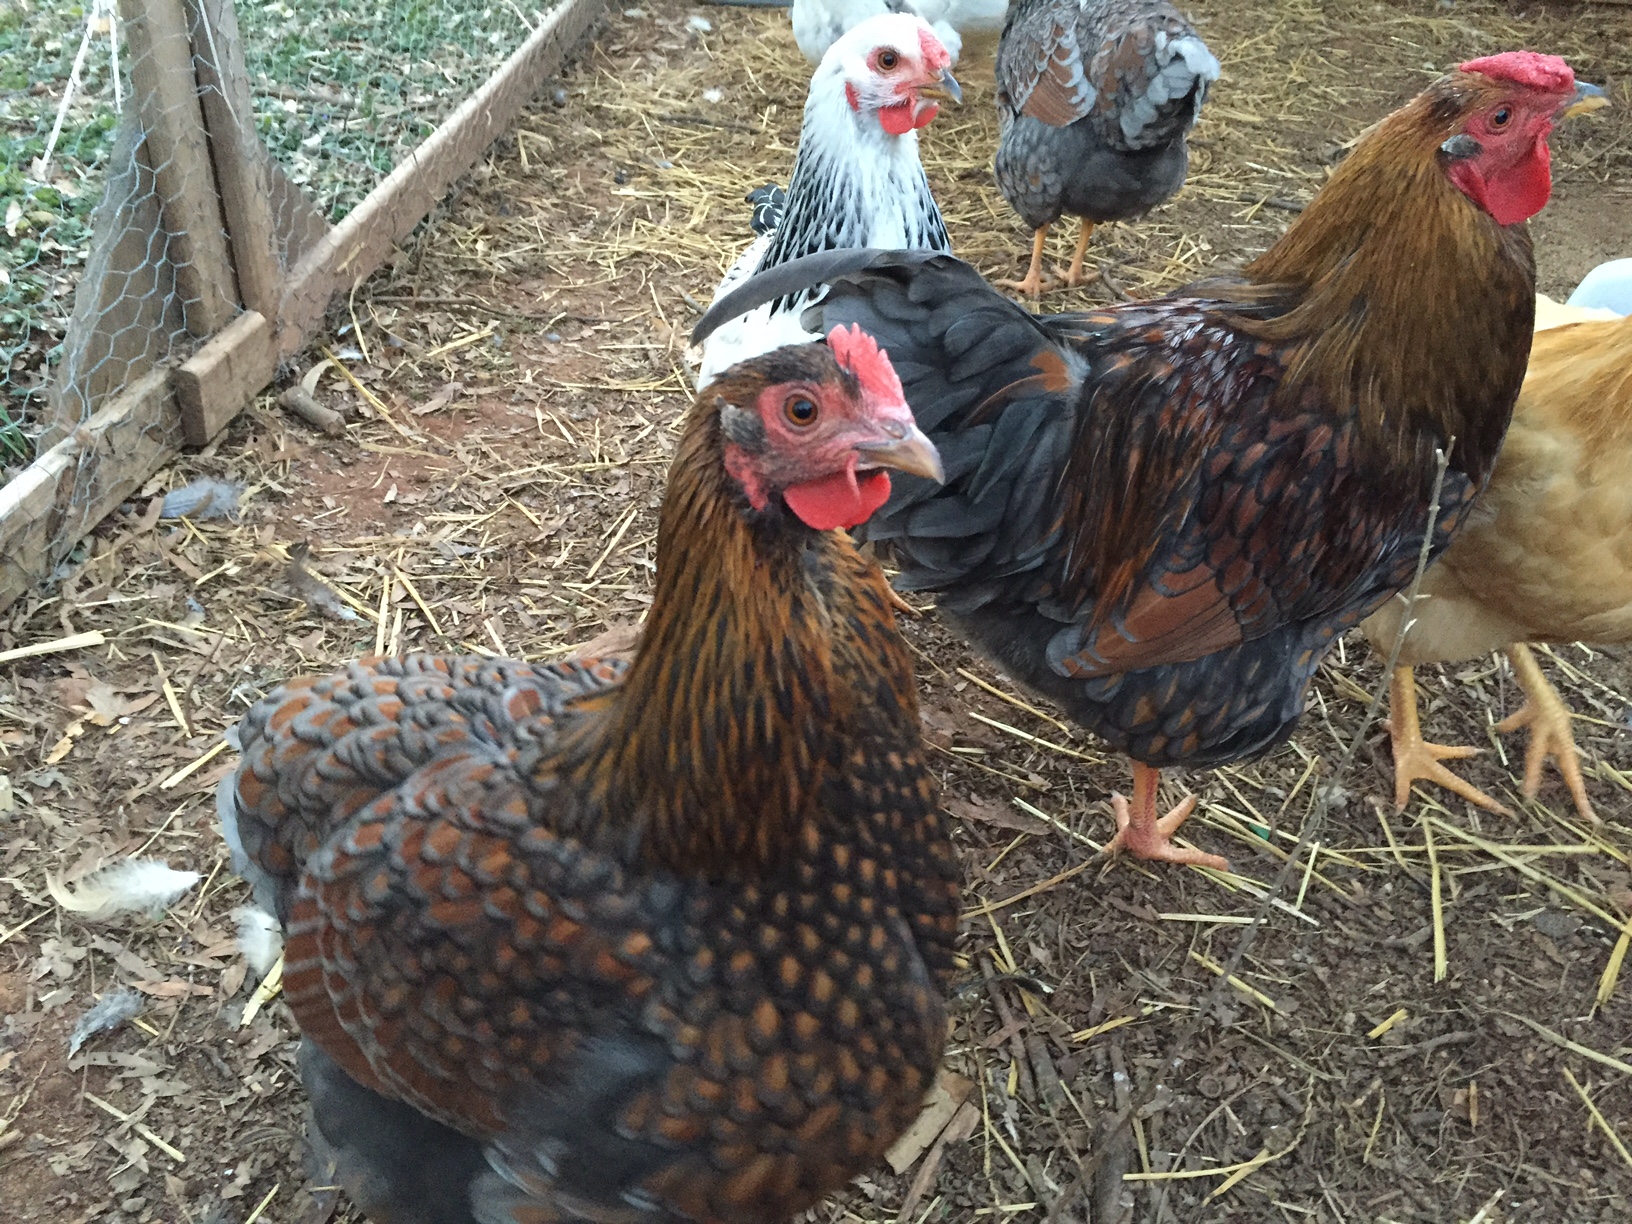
top-left (692, 13), bottom-right (958, 387)
top-left (994, 0), bottom-right (1218, 296)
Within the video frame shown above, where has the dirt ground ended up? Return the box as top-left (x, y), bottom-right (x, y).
top-left (3, 1), bottom-right (1631, 1221)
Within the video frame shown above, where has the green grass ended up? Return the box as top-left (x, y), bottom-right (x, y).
top-left (237, 0), bottom-right (533, 220)
top-left (0, 0), bottom-right (120, 467)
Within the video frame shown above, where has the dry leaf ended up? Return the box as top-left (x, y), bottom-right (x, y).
top-left (945, 797), bottom-right (1051, 837)
top-left (885, 1070), bottom-right (974, 1173)
top-left (129, 979), bottom-right (215, 998)
top-left (410, 380), bottom-right (464, 415)
top-left (44, 720), bottom-right (84, 765)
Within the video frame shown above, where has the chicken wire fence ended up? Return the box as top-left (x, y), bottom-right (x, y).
top-left (0, 0), bottom-right (600, 610)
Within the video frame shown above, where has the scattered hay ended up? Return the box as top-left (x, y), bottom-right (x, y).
top-left (0, 2), bottom-right (1628, 1221)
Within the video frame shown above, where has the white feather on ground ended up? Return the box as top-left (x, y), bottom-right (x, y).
top-left (233, 905), bottom-right (284, 977)
top-left (67, 987), bottom-right (144, 1058)
top-left (46, 858), bottom-right (202, 921)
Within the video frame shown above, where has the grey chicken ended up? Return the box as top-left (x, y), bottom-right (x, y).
top-left (993, 0), bottom-right (1218, 296)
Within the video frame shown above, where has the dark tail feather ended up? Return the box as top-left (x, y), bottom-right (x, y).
top-left (690, 248), bottom-right (959, 346)
top-left (745, 183), bottom-right (786, 236)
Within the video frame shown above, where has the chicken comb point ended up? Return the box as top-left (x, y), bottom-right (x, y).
top-left (917, 24), bottom-right (951, 72)
top-left (827, 324), bottom-right (905, 404)
top-left (1457, 51), bottom-right (1574, 93)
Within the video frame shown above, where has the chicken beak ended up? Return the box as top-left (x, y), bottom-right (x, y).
top-left (856, 421), bottom-right (944, 484)
top-left (1562, 81), bottom-right (1608, 119)
top-left (918, 68), bottom-right (962, 106)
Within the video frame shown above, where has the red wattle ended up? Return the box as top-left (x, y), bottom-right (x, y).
top-left (783, 468), bottom-right (892, 531)
top-left (1484, 138), bottom-right (1553, 226)
top-left (878, 102), bottom-right (917, 137)
top-left (1451, 136), bottom-right (1554, 227)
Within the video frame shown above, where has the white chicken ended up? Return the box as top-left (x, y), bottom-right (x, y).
top-left (791, 0), bottom-right (1008, 64)
top-left (699, 0), bottom-right (1007, 64)
top-left (693, 13), bottom-right (959, 387)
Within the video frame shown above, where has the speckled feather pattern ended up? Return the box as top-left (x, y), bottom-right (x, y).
top-left (994, 0), bottom-right (1218, 231)
top-left (220, 387), bottom-right (960, 1224)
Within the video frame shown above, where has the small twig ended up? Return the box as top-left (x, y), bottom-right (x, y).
top-left (0, 630), bottom-right (106, 664)
top-left (655, 111), bottom-right (756, 133)
top-left (279, 386), bottom-right (347, 437)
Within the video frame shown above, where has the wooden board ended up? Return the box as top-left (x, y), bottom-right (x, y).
top-left (175, 310), bottom-right (277, 446)
top-left (275, 0), bottom-right (607, 354)
top-left (187, 0), bottom-right (281, 316)
top-left (265, 152), bottom-right (332, 271)
top-left (0, 368), bottom-right (185, 612)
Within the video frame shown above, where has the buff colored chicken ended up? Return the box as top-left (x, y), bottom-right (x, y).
top-left (1363, 304), bottom-right (1632, 825)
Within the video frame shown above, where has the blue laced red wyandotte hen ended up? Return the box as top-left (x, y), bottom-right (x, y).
top-left (993, 0), bottom-right (1219, 296)
top-left (693, 53), bottom-right (1603, 872)
top-left (217, 329), bottom-right (958, 1224)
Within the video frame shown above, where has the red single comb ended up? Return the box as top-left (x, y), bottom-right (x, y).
top-left (828, 324), bottom-right (904, 402)
top-left (1458, 51), bottom-right (1575, 93)
top-left (917, 24), bottom-right (951, 73)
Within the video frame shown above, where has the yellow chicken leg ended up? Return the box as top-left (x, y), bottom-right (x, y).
top-left (995, 227), bottom-right (1055, 299)
top-left (1384, 666), bottom-right (1512, 816)
top-left (1496, 645), bottom-right (1600, 825)
top-left (1107, 762), bottom-right (1230, 870)
top-left (1060, 220), bottom-right (1101, 288)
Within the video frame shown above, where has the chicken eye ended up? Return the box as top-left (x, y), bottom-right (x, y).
top-left (784, 396), bottom-right (819, 427)
top-left (877, 48), bottom-right (899, 71)
top-left (1491, 106), bottom-right (1512, 127)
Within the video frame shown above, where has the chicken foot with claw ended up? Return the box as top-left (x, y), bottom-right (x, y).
top-left (996, 228), bottom-right (1055, 298)
top-left (1496, 645), bottom-right (1600, 825)
top-left (1107, 762), bottom-right (1230, 870)
top-left (1384, 666), bottom-right (1512, 816)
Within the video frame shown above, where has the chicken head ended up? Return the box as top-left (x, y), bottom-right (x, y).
top-left (823, 13), bottom-right (962, 135)
top-left (1441, 52), bottom-right (1606, 226)
top-left (717, 326), bottom-right (943, 531)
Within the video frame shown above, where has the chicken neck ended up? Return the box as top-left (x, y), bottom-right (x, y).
top-left (757, 73), bottom-right (949, 273)
top-left (1233, 86), bottom-right (1537, 491)
top-left (562, 404), bottom-right (918, 877)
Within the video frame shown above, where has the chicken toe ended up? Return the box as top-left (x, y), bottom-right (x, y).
top-left (1384, 666), bottom-right (1513, 816)
top-left (996, 228), bottom-right (1056, 298)
top-left (1496, 645), bottom-right (1600, 825)
top-left (1106, 763), bottom-right (1230, 870)
top-left (1059, 221), bottom-right (1102, 288)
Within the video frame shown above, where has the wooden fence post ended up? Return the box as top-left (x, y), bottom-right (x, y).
top-left (118, 0), bottom-right (238, 335)
top-left (185, 0), bottom-right (277, 316)
top-left (175, 0), bottom-right (287, 443)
